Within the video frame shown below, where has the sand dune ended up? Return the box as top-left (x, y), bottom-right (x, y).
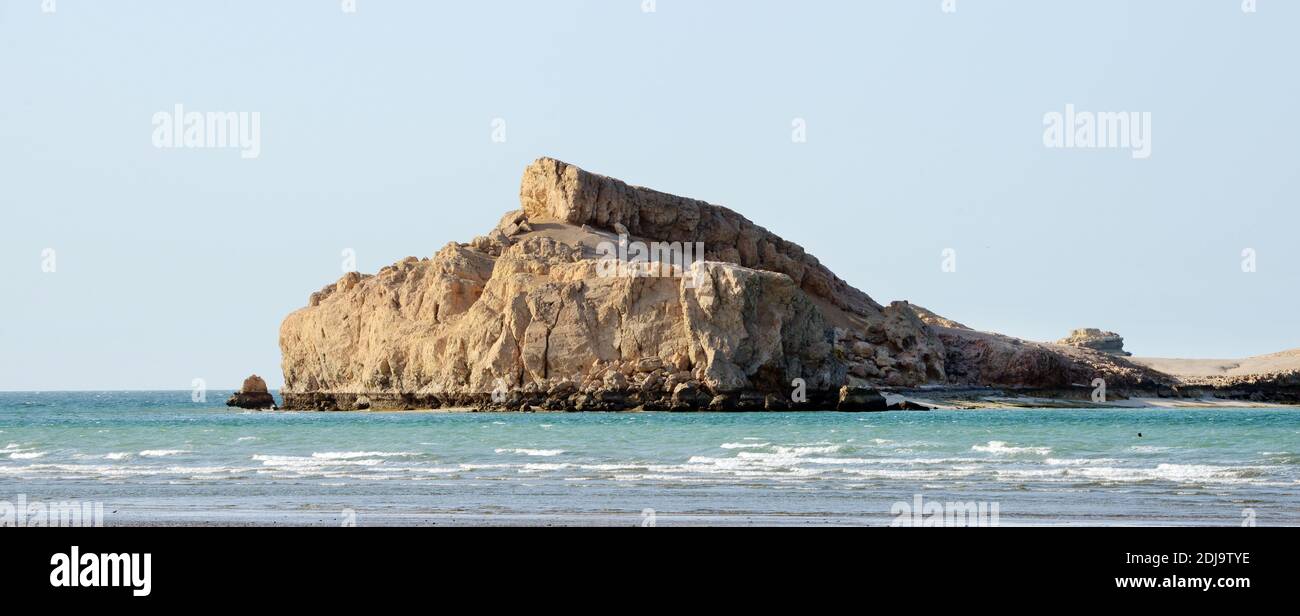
top-left (1133, 349), bottom-right (1300, 378)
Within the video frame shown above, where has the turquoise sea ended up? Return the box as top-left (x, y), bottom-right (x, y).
top-left (1, 391), bottom-right (1297, 526)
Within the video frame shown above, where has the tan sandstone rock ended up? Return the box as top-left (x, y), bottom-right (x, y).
top-left (1056, 328), bottom-right (1132, 357)
top-left (226, 374), bottom-right (277, 410)
top-left (278, 157), bottom-right (1174, 411)
top-left (279, 158), bottom-right (957, 410)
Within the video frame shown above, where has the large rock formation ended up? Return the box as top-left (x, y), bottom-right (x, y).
top-left (278, 158), bottom-right (1174, 411)
top-left (518, 157), bottom-right (879, 318)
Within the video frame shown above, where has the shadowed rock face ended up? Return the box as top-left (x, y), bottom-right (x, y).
top-left (935, 328), bottom-right (1163, 390)
top-left (278, 158), bottom-right (1169, 411)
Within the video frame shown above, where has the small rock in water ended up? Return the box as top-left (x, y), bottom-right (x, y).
top-left (226, 375), bottom-right (278, 410)
top-left (837, 386), bottom-right (889, 412)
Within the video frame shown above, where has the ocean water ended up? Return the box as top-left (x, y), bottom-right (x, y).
top-left (1, 391), bottom-right (1298, 526)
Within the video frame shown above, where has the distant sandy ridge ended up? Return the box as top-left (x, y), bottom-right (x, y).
top-left (1132, 349), bottom-right (1300, 379)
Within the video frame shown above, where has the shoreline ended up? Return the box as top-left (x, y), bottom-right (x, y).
top-left (267, 387), bottom-right (1300, 413)
top-left (250, 401), bottom-right (1297, 414)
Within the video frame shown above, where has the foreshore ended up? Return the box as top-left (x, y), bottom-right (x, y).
top-left (885, 387), bottom-right (1296, 410)
top-left (271, 385), bottom-right (1299, 413)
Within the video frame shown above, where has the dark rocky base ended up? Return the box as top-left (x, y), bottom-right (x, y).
top-left (1183, 388), bottom-right (1300, 404)
top-left (281, 385), bottom-right (921, 413)
top-left (890, 383), bottom-right (1300, 407)
top-left (1071, 383), bottom-right (1298, 405)
top-left (226, 392), bottom-right (278, 410)
top-left (279, 382), bottom-right (1300, 412)
top-left (1182, 371), bottom-right (1300, 404)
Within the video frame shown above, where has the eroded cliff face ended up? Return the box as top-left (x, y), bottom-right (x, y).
top-left (934, 327), bottom-right (1164, 390)
top-left (518, 157), bottom-right (879, 318)
top-left (280, 157), bottom-right (1164, 411)
top-left (911, 308), bottom-right (1169, 392)
top-left (280, 158), bottom-right (954, 410)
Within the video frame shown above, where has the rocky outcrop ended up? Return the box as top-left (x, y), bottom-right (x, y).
top-left (518, 157), bottom-right (880, 319)
top-left (844, 305), bottom-right (1171, 396)
top-left (910, 305), bottom-right (970, 330)
top-left (935, 327), bottom-right (1165, 391)
top-left (280, 158), bottom-right (954, 411)
top-left (1056, 328), bottom-right (1131, 356)
top-left (226, 375), bottom-right (277, 410)
top-left (279, 157), bottom-right (1271, 411)
top-left (837, 386), bottom-right (889, 412)
top-left (281, 235), bottom-right (843, 411)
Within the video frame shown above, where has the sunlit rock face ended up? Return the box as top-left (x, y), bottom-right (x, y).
top-left (227, 375), bottom-right (277, 410)
top-left (280, 158), bottom-right (1166, 411)
top-left (1057, 328), bottom-right (1132, 357)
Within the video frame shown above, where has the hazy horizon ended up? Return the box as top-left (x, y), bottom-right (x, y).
top-left (3, 0), bottom-right (1297, 390)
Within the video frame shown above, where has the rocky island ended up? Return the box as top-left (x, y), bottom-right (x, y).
top-left (276, 158), bottom-right (1298, 411)
top-left (226, 375), bottom-right (278, 410)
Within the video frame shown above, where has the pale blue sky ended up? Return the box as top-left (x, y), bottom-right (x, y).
top-left (2, 0), bottom-right (1296, 390)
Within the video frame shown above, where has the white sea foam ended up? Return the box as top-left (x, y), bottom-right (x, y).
top-left (683, 455), bottom-right (823, 476)
top-left (1044, 458), bottom-right (1119, 466)
top-left (580, 463), bottom-right (647, 471)
top-left (1148, 464), bottom-right (1265, 483)
top-left (495, 448), bottom-right (565, 457)
top-left (252, 454), bottom-right (384, 468)
top-left (1260, 452), bottom-right (1300, 465)
top-left (1003, 463), bottom-right (1277, 485)
top-left (655, 442), bottom-right (877, 481)
top-left (0, 463), bottom-right (261, 479)
top-left (10, 451), bottom-right (47, 459)
top-left (410, 466), bottom-right (460, 475)
top-left (783, 445), bottom-right (842, 455)
top-left (104, 452), bottom-right (132, 460)
top-left (139, 449), bottom-right (190, 457)
top-left (311, 451), bottom-right (416, 460)
top-left (165, 465), bottom-right (243, 475)
top-left (720, 442), bottom-right (770, 449)
top-left (520, 463), bottom-right (576, 472)
top-left (972, 441), bottom-right (1051, 456)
